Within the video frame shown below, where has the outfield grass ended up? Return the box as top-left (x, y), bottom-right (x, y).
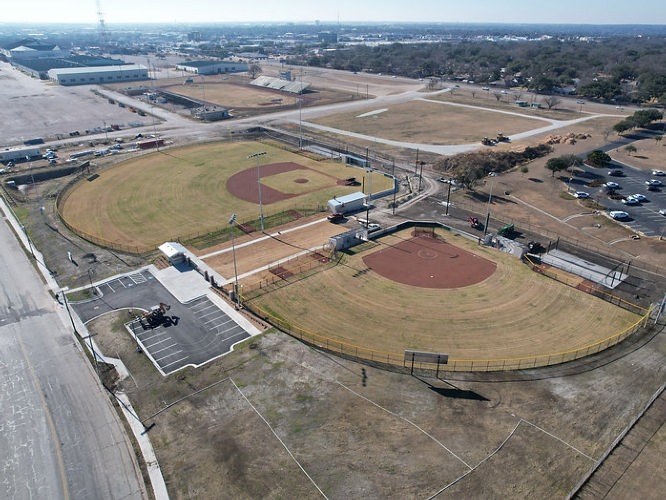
top-left (60, 141), bottom-right (392, 248)
top-left (249, 229), bottom-right (640, 362)
top-left (309, 100), bottom-right (545, 144)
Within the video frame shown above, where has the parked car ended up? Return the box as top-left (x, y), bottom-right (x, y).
top-left (609, 210), bottom-right (629, 219)
top-left (574, 191), bottom-right (590, 199)
top-left (651, 170), bottom-right (665, 176)
top-left (367, 223), bottom-right (381, 232)
top-left (622, 197), bottom-right (639, 205)
top-left (646, 179), bottom-right (663, 187)
top-left (604, 181), bottom-right (620, 189)
top-left (327, 212), bottom-right (344, 222)
top-left (659, 209), bottom-right (666, 216)
top-left (608, 169), bottom-right (623, 176)
top-left (630, 194), bottom-right (647, 202)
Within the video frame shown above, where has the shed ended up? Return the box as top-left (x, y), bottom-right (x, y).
top-left (327, 191), bottom-right (367, 214)
top-left (158, 242), bottom-right (187, 265)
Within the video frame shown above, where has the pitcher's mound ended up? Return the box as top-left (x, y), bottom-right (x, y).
top-left (363, 235), bottom-right (496, 288)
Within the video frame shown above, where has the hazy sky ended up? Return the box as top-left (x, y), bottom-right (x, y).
top-left (2, 0), bottom-right (666, 25)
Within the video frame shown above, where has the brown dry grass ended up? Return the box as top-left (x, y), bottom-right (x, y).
top-left (248, 228), bottom-right (641, 362)
top-left (59, 141), bottom-right (391, 248)
top-left (310, 100), bottom-right (545, 145)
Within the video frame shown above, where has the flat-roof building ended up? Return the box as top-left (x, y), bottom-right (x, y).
top-left (47, 64), bottom-right (148, 86)
top-left (175, 60), bottom-right (248, 75)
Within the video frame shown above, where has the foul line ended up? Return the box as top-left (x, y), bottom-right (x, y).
top-left (426, 418), bottom-right (594, 498)
top-left (337, 381), bottom-right (473, 470)
top-left (229, 378), bottom-right (328, 499)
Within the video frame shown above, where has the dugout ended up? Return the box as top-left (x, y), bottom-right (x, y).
top-left (327, 192), bottom-right (367, 214)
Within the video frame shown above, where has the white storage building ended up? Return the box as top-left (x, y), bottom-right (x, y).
top-left (327, 192), bottom-right (367, 214)
top-left (47, 64), bottom-right (148, 86)
top-left (175, 60), bottom-right (248, 75)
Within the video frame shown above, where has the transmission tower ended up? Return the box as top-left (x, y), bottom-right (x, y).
top-left (96, 0), bottom-right (110, 47)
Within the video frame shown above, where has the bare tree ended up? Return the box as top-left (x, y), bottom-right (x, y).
top-left (494, 93), bottom-right (502, 102)
top-left (248, 63), bottom-right (262, 79)
top-left (542, 96), bottom-right (562, 110)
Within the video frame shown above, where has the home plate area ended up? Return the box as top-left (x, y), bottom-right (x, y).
top-left (126, 295), bottom-right (249, 375)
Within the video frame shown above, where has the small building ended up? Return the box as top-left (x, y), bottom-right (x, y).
top-left (0, 146), bottom-right (40, 163)
top-left (327, 192), bottom-right (367, 214)
top-left (47, 64), bottom-right (148, 86)
top-left (158, 242), bottom-right (187, 265)
top-left (175, 60), bottom-right (247, 75)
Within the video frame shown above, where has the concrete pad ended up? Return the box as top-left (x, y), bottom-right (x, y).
top-left (150, 265), bottom-right (210, 303)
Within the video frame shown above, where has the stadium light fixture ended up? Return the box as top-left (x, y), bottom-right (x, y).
top-left (483, 172), bottom-right (497, 237)
top-left (229, 214), bottom-right (240, 307)
top-left (248, 152), bottom-right (267, 232)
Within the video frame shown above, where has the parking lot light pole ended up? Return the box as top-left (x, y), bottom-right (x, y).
top-left (229, 214), bottom-right (240, 308)
top-left (248, 152), bottom-right (267, 232)
top-left (483, 172), bottom-right (497, 237)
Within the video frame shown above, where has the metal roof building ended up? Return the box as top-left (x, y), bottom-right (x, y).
top-left (47, 64), bottom-right (148, 86)
top-left (175, 60), bottom-right (248, 75)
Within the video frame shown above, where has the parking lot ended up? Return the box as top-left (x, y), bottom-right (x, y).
top-left (72, 269), bottom-right (250, 375)
top-left (571, 160), bottom-right (666, 237)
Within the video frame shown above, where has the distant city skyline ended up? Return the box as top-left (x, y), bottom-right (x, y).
top-left (2, 0), bottom-right (666, 26)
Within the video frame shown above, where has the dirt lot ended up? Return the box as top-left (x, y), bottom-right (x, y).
top-left (88, 308), bottom-right (666, 499)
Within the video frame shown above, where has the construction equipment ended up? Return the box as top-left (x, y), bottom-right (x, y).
top-left (140, 302), bottom-right (171, 329)
top-left (497, 223), bottom-right (515, 237)
top-left (481, 137), bottom-right (494, 145)
top-left (496, 132), bottom-right (510, 142)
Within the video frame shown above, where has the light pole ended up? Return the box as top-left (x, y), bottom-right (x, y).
top-left (483, 172), bottom-right (497, 237)
top-left (229, 214), bottom-right (240, 308)
top-left (248, 151), bottom-right (267, 232)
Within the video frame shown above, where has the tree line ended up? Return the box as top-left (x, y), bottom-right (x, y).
top-left (299, 37), bottom-right (666, 105)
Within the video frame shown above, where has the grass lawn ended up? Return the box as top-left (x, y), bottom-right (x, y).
top-left (60, 141), bottom-right (392, 249)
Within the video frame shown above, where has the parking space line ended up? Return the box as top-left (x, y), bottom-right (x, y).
top-left (156, 350), bottom-right (183, 362)
top-left (144, 337), bottom-right (175, 349)
top-left (161, 356), bottom-right (190, 370)
top-left (106, 283), bottom-right (115, 292)
top-left (151, 343), bottom-right (179, 355)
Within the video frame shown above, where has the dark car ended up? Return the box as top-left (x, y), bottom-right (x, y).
top-left (327, 212), bottom-right (344, 222)
top-left (608, 169), bottom-right (623, 176)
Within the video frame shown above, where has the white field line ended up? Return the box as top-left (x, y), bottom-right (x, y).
top-left (200, 217), bottom-right (328, 260)
top-left (337, 381), bottom-right (473, 470)
top-left (229, 378), bottom-right (328, 499)
top-left (426, 418), bottom-right (595, 499)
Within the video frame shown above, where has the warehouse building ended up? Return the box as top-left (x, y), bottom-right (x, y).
top-left (175, 60), bottom-right (247, 75)
top-left (47, 64), bottom-right (148, 86)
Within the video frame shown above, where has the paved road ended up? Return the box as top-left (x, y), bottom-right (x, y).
top-left (0, 217), bottom-right (145, 499)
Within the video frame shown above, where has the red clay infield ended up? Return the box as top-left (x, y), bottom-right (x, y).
top-left (226, 161), bottom-right (337, 204)
top-left (362, 234), bottom-right (497, 288)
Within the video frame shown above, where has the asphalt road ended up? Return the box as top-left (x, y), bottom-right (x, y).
top-left (0, 217), bottom-right (145, 499)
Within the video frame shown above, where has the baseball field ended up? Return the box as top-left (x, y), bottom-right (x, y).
top-left (59, 141), bottom-right (392, 249)
top-left (248, 228), bottom-right (642, 362)
top-left (309, 99), bottom-right (546, 144)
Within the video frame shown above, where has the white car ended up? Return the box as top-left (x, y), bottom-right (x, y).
top-left (574, 191), bottom-right (590, 198)
top-left (651, 170), bottom-right (665, 176)
top-left (367, 223), bottom-right (381, 232)
top-left (622, 197), bottom-right (639, 205)
top-left (609, 210), bottom-right (629, 219)
top-left (646, 179), bottom-right (663, 187)
top-left (604, 181), bottom-right (620, 189)
top-left (630, 193), bottom-right (647, 202)
top-left (659, 209), bottom-right (666, 216)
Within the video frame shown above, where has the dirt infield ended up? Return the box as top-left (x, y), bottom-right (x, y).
top-left (249, 228), bottom-right (641, 361)
top-left (226, 161), bottom-right (339, 204)
top-left (363, 232), bottom-right (496, 288)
